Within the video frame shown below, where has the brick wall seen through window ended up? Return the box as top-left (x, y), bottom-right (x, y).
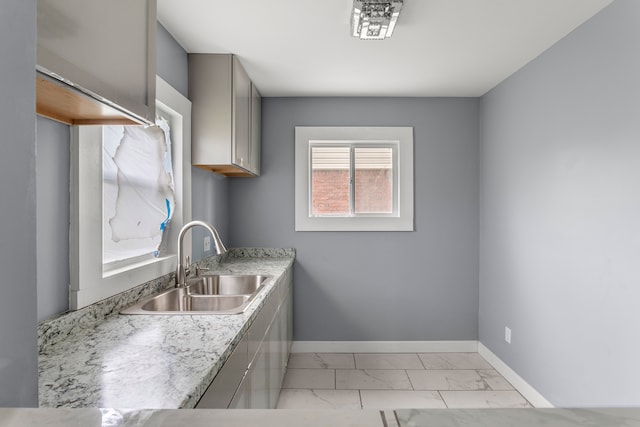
top-left (312, 169), bottom-right (392, 215)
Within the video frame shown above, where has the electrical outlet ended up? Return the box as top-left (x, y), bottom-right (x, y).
top-left (203, 235), bottom-right (211, 252)
top-left (505, 326), bottom-right (512, 344)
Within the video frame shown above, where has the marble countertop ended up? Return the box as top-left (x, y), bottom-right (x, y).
top-left (0, 409), bottom-right (385, 427)
top-left (395, 408), bottom-right (640, 426)
top-left (3, 408), bottom-right (640, 427)
top-left (38, 250), bottom-right (295, 409)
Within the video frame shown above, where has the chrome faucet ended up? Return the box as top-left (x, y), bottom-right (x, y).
top-left (175, 220), bottom-right (227, 287)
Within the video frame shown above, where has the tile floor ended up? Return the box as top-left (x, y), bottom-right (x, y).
top-left (276, 352), bottom-right (532, 410)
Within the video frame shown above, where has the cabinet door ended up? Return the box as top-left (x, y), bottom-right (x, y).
top-left (37, 0), bottom-right (156, 124)
top-left (195, 334), bottom-right (248, 409)
top-left (284, 272), bottom-right (294, 354)
top-left (232, 57), bottom-right (251, 171)
top-left (229, 374), bottom-right (250, 409)
top-left (249, 339), bottom-right (270, 408)
top-left (250, 83), bottom-right (261, 175)
top-left (247, 285), bottom-right (277, 409)
top-left (248, 285), bottom-right (278, 361)
top-left (283, 286), bottom-right (293, 366)
top-left (268, 302), bottom-right (288, 408)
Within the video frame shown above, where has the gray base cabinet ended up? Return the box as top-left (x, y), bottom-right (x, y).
top-left (194, 335), bottom-right (248, 409)
top-left (196, 268), bottom-right (292, 409)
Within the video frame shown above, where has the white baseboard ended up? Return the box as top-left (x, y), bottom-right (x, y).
top-left (291, 341), bottom-right (478, 353)
top-left (478, 342), bottom-right (553, 408)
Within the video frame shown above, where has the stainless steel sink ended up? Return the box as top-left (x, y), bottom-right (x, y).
top-left (186, 274), bottom-right (269, 295)
top-left (187, 295), bottom-right (251, 311)
top-left (121, 274), bottom-right (271, 315)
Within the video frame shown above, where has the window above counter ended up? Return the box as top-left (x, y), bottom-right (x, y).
top-left (69, 77), bottom-right (191, 310)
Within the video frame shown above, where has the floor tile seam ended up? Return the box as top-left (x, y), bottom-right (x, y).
top-left (356, 366), bottom-right (426, 371)
top-left (410, 386), bottom-right (484, 392)
top-left (335, 386), bottom-right (415, 391)
top-left (406, 369), bottom-right (416, 390)
top-left (292, 352), bottom-right (356, 354)
top-left (418, 353), bottom-right (427, 370)
top-left (286, 367), bottom-right (358, 369)
top-left (419, 367), bottom-right (495, 370)
top-left (437, 390), bottom-right (450, 408)
top-left (338, 368), bottom-right (420, 371)
top-left (286, 367), bottom-right (500, 371)
top-left (360, 389), bottom-right (448, 396)
top-left (406, 368), bottom-right (487, 371)
top-left (285, 387), bottom-right (474, 393)
top-left (379, 410), bottom-right (388, 427)
top-left (283, 387), bottom-right (361, 391)
top-left (354, 352), bottom-right (422, 355)
top-left (286, 366), bottom-right (493, 370)
top-left (283, 387), bottom-right (513, 393)
top-left (285, 367), bottom-right (340, 370)
top-left (392, 410), bottom-right (401, 427)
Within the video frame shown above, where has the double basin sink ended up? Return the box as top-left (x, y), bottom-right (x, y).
top-left (122, 274), bottom-right (271, 315)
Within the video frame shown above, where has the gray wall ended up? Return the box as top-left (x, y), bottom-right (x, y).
top-left (229, 98), bottom-right (479, 341)
top-left (479, 0), bottom-right (640, 406)
top-left (191, 167), bottom-right (229, 261)
top-left (0, 0), bottom-right (38, 406)
top-left (156, 23), bottom-right (188, 99)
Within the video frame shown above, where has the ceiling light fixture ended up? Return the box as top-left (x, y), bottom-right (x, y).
top-left (351, 0), bottom-right (403, 40)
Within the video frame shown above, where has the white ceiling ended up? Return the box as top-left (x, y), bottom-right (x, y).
top-left (158, 0), bottom-right (613, 97)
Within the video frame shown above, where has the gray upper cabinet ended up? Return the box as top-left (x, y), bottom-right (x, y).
top-left (36, 0), bottom-right (156, 125)
top-left (189, 54), bottom-right (261, 177)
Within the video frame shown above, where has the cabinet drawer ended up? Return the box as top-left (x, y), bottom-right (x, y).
top-left (195, 334), bottom-right (248, 409)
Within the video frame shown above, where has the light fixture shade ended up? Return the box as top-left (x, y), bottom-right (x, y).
top-left (351, 0), bottom-right (403, 40)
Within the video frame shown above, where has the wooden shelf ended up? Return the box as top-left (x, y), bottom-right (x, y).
top-left (36, 74), bottom-right (141, 126)
top-left (194, 164), bottom-right (256, 177)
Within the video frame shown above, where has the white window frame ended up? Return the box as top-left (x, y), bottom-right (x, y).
top-left (69, 77), bottom-right (192, 310)
top-left (295, 126), bottom-right (414, 231)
